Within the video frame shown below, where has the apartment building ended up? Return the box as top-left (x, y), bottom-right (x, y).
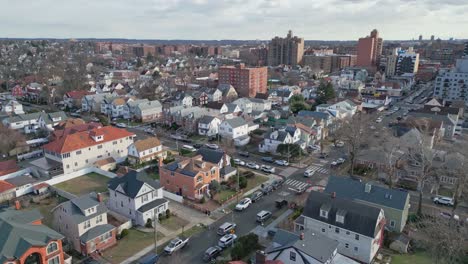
top-left (268, 30), bottom-right (305, 66)
top-left (218, 63), bottom-right (267, 98)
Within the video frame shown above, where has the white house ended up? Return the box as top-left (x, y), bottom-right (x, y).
top-left (198, 116), bottom-right (222, 137)
top-left (37, 111), bottom-right (68, 131)
top-left (295, 191), bottom-right (385, 264)
top-left (219, 117), bottom-right (249, 139)
top-left (2, 100), bottom-right (24, 115)
top-left (111, 97), bottom-right (130, 118)
top-left (108, 171), bottom-right (169, 226)
top-left (249, 98), bottom-right (272, 112)
top-left (233, 98), bottom-right (253, 114)
top-left (315, 100), bottom-right (357, 119)
top-left (259, 129), bottom-right (297, 153)
top-left (134, 100), bottom-right (163, 122)
top-left (127, 137), bottom-right (166, 164)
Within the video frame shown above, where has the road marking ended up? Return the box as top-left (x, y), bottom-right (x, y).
top-left (285, 179), bottom-right (310, 189)
top-left (306, 165), bottom-right (329, 175)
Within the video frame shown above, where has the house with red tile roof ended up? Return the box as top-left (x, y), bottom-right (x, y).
top-left (0, 160), bottom-right (20, 176)
top-left (42, 126), bottom-right (135, 174)
top-left (0, 180), bottom-right (16, 202)
top-left (63, 90), bottom-right (95, 109)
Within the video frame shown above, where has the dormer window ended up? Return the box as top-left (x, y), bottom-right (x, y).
top-left (336, 209), bottom-right (346, 224)
top-left (320, 203), bottom-right (331, 219)
top-left (320, 209), bottom-right (328, 219)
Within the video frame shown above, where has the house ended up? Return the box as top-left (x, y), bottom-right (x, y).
top-left (0, 180), bottom-right (16, 202)
top-left (196, 147), bottom-right (231, 170)
top-left (110, 97), bottom-right (129, 118)
top-left (249, 98), bottom-right (272, 112)
top-left (217, 84), bottom-right (238, 102)
top-left (203, 88), bottom-right (222, 102)
top-left (265, 229), bottom-right (358, 264)
top-left (53, 193), bottom-right (117, 255)
top-left (100, 96), bottom-right (117, 116)
top-left (315, 100), bottom-right (357, 119)
top-left (50, 122), bottom-right (101, 141)
top-left (2, 112), bottom-right (42, 133)
top-left (135, 100), bottom-right (163, 123)
top-left (82, 93), bottom-right (110, 113)
top-left (295, 191), bottom-right (385, 264)
top-left (259, 129), bottom-right (296, 153)
top-left (0, 208), bottom-right (69, 264)
top-left (172, 93), bottom-right (193, 107)
top-left (37, 111), bottom-right (69, 132)
top-left (1, 100), bottom-right (24, 115)
top-left (324, 176), bottom-right (410, 232)
top-left (128, 137), bottom-right (166, 164)
top-left (63, 90), bottom-right (94, 109)
top-left (123, 99), bottom-right (149, 119)
top-left (219, 117), bottom-right (249, 139)
top-left (198, 116), bottom-right (222, 136)
top-left (233, 98), bottom-right (253, 114)
top-left (0, 160), bottom-right (20, 176)
top-left (160, 155), bottom-right (220, 200)
top-left (42, 126), bottom-right (135, 174)
top-left (108, 170), bottom-right (169, 226)
top-left (189, 91), bottom-right (209, 106)
top-left (220, 103), bottom-right (242, 119)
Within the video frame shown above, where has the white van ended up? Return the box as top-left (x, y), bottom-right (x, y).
top-left (256, 210), bottom-right (272, 223)
top-left (217, 222), bottom-right (236, 235)
top-left (181, 145), bottom-right (196, 152)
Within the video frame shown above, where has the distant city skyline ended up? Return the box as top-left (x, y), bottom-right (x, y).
top-left (2, 0), bottom-right (468, 40)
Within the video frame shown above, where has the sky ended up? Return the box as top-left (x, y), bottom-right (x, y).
top-left (2, 0), bottom-right (468, 40)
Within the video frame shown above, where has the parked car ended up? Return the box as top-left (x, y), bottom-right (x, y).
top-left (239, 151), bottom-right (250, 157)
top-left (290, 185), bottom-right (307, 195)
top-left (233, 159), bottom-right (245, 166)
top-left (116, 123), bottom-right (127, 128)
top-left (308, 145), bottom-right (321, 151)
top-left (261, 156), bottom-right (274, 163)
top-left (202, 246), bottom-right (222, 262)
top-left (235, 198), bottom-right (252, 211)
top-left (246, 162), bottom-right (260, 170)
top-left (181, 145), bottom-right (197, 152)
top-left (433, 196), bottom-right (454, 206)
top-left (336, 158), bottom-right (346, 164)
top-left (440, 211), bottom-right (459, 221)
top-left (261, 165), bottom-right (275, 173)
top-left (217, 222), bottom-right (236, 236)
top-left (370, 125), bottom-right (376, 130)
top-left (275, 199), bottom-right (288, 209)
top-left (261, 184), bottom-right (274, 195)
top-left (70, 112), bottom-right (81, 118)
top-left (164, 237), bottom-right (189, 255)
top-left (250, 191), bottom-right (263, 203)
top-left (319, 153), bottom-right (329, 159)
top-left (334, 141), bottom-right (345, 147)
top-left (375, 117), bottom-right (383, 123)
top-left (90, 117), bottom-right (100, 122)
top-left (256, 210), bottom-right (272, 223)
top-left (304, 169), bottom-right (314, 177)
top-left (274, 160), bottom-right (289, 166)
top-left (205, 143), bottom-right (219, 149)
top-left (271, 178), bottom-right (284, 190)
top-left (218, 234), bottom-right (237, 248)
top-left (138, 253), bottom-right (160, 264)
top-left (331, 161), bottom-right (338, 166)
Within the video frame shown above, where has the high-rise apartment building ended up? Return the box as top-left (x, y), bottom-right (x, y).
top-left (218, 63), bottom-right (267, 98)
top-left (396, 52), bottom-right (420, 75)
top-left (385, 55), bottom-right (398, 77)
top-left (356, 29), bottom-right (383, 68)
top-left (268, 30), bottom-right (304, 66)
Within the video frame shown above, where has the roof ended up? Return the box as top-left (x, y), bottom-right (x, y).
top-left (303, 191), bottom-right (382, 238)
top-left (80, 224), bottom-right (115, 242)
top-left (94, 157), bottom-right (116, 166)
top-left (266, 229), bottom-right (338, 264)
top-left (297, 110), bottom-right (331, 120)
top-left (112, 98), bottom-right (126, 106)
top-left (0, 160), bottom-right (19, 176)
top-left (198, 115), bottom-right (217, 124)
top-left (324, 176), bottom-right (409, 211)
top-left (0, 181), bottom-right (15, 193)
top-left (163, 155), bottom-right (218, 178)
top-left (137, 100), bottom-right (162, 111)
top-left (66, 90), bottom-right (94, 99)
top-left (56, 193), bottom-right (108, 223)
top-left (108, 170), bottom-right (161, 198)
top-left (220, 166), bottom-right (237, 176)
top-left (40, 111), bottom-right (68, 125)
top-left (196, 147), bottom-right (225, 164)
top-left (43, 126), bottom-right (135, 154)
top-left (133, 137), bottom-right (161, 152)
top-left (137, 198), bottom-right (168, 213)
top-left (224, 117), bottom-right (247, 129)
top-left (255, 93), bottom-right (269, 100)
top-left (54, 118), bottom-right (86, 130)
top-left (0, 209), bottom-right (63, 263)
top-left (206, 101), bottom-right (224, 110)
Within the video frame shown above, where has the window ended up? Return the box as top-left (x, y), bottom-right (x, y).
top-left (354, 247), bottom-right (358, 252)
top-left (321, 228), bottom-right (325, 232)
top-left (390, 220), bottom-right (396, 227)
top-left (290, 251), bottom-right (296, 261)
top-left (76, 150), bottom-right (82, 155)
top-left (85, 159), bottom-right (88, 164)
top-left (345, 243), bottom-right (349, 248)
top-left (84, 220), bottom-right (90, 229)
top-left (113, 141), bottom-right (117, 145)
top-left (47, 242), bottom-right (59, 254)
top-left (66, 165), bottom-right (70, 169)
top-left (335, 227), bottom-right (340, 234)
top-left (48, 255), bottom-right (60, 264)
top-left (98, 145), bottom-right (103, 149)
top-left (121, 201), bottom-right (124, 207)
top-left (74, 162), bottom-right (78, 167)
top-left (96, 215), bottom-right (103, 223)
top-left (320, 209), bottom-right (328, 218)
top-left (355, 234), bottom-right (359, 240)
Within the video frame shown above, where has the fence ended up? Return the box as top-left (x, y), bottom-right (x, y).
top-left (163, 190), bottom-right (184, 203)
top-left (50, 186), bottom-right (77, 200)
top-left (17, 150), bottom-right (43, 161)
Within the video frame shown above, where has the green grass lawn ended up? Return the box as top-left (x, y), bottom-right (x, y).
top-left (54, 172), bottom-right (110, 196)
top-left (159, 215), bottom-right (190, 231)
top-left (103, 229), bottom-right (164, 264)
top-left (244, 175), bottom-right (269, 193)
top-left (147, 172), bottom-right (160, 180)
top-left (391, 251), bottom-right (432, 264)
top-left (114, 118), bottom-right (141, 127)
top-left (214, 189), bottom-right (237, 204)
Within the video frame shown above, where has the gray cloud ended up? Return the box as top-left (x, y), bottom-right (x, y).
top-left (0, 0), bottom-right (466, 40)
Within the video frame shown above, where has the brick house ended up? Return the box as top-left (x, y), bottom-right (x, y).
top-left (160, 155), bottom-right (220, 200)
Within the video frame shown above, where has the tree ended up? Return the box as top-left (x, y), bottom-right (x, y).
top-left (0, 124), bottom-right (26, 156)
top-left (289, 94), bottom-right (310, 113)
top-left (146, 52), bottom-right (154, 63)
top-left (277, 144), bottom-right (303, 160)
top-left (316, 81), bottom-right (336, 104)
top-left (136, 58), bottom-right (143, 68)
top-left (238, 176), bottom-right (247, 189)
top-left (380, 131), bottom-right (405, 189)
top-left (209, 180), bottom-right (221, 193)
top-left (230, 233), bottom-right (259, 260)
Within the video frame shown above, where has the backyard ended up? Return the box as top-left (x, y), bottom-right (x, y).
top-left (54, 172), bottom-right (110, 196)
top-left (391, 251), bottom-right (432, 264)
top-left (28, 196), bottom-right (66, 226)
top-left (103, 229), bottom-right (164, 264)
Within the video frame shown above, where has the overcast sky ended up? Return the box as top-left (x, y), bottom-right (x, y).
top-left (2, 0), bottom-right (467, 40)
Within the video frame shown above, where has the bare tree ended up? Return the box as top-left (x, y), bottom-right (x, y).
top-left (0, 124), bottom-right (26, 156)
top-left (380, 131), bottom-right (405, 189)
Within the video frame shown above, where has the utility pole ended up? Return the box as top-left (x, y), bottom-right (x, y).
top-left (153, 210), bottom-right (158, 253)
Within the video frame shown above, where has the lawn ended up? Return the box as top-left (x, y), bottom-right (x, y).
top-left (54, 172), bottom-right (110, 196)
top-left (214, 189), bottom-right (237, 204)
top-left (159, 215), bottom-right (190, 231)
top-left (244, 175), bottom-right (269, 193)
top-left (113, 118), bottom-right (141, 127)
top-left (147, 171), bottom-right (160, 180)
top-left (28, 196), bottom-right (66, 227)
top-left (103, 229), bottom-right (164, 264)
top-left (391, 251), bottom-right (432, 264)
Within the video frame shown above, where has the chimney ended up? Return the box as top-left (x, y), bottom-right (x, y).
top-left (300, 232), bottom-right (305, 240)
top-left (97, 193), bottom-right (103, 203)
top-left (255, 250), bottom-right (267, 264)
top-left (159, 157), bottom-right (164, 168)
top-left (365, 183), bottom-right (372, 193)
top-left (331, 192), bottom-right (336, 199)
top-left (15, 200), bottom-right (21, 210)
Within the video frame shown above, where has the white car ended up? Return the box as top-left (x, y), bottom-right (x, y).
top-left (218, 234), bottom-right (237, 248)
top-left (336, 158), bottom-right (346, 164)
top-left (370, 125), bottom-right (376, 130)
top-left (308, 145), bottom-right (321, 151)
top-left (331, 161), bottom-right (338, 166)
top-left (235, 198), bottom-right (252, 211)
top-left (274, 160), bottom-right (289, 166)
top-left (233, 159), bottom-right (245, 166)
top-left (433, 196), bottom-right (454, 206)
top-left (205, 143), bottom-right (219, 149)
top-left (246, 162), bottom-right (260, 170)
top-left (261, 165), bottom-right (275, 173)
top-left (334, 141), bottom-right (345, 147)
top-left (116, 123), bottom-right (127, 128)
top-left (375, 117), bottom-right (383, 123)
top-left (304, 169), bottom-right (314, 177)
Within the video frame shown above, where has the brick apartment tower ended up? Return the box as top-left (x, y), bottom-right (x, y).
top-left (356, 29), bottom-right (383, 68)
top-left (218, 63), bottom-right (267, 98)
top-left (268, 30), bottom-right (305, 66)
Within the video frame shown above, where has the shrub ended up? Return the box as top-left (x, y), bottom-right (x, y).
top-left (209, 180), bottom-right (221, 192)
top-left (158, 213), bottom-right (164, 220)
top-left (166, 209), bottom-right (171, 219)
top-left (200, 196), bottom-right (206, 204)
top-left (145, 218), bottom-right (153, 228)
top-left (120, 229), bottom-right (129, 238)
top-left (231, 233), bottom-right (259, 260)
top-left (239, 176), bottom-right (248, 189)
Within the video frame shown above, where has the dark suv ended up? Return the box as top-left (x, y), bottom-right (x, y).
top-left (239, 151), bottom-right (250, 157)
top-left (250, 191), bottom-right (263, 202)
top-left (202, 246), bottom-right (222, 262)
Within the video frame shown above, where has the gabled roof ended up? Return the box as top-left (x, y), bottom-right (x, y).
top-left (0, 209), bottom-right (63, 263)
top-left (198, 115), bottom-right (217, 125)
top-left (303, 191), bottom-right (382, 238)
top-left (108, 170), bottom-right (161, 198)
top-left (0, 180), bottom-right (15, 193)
top-left (80, 224), bottom-right (115, 243)
top-left (206, 101), bottom-right (224, 110)
top-left (297, 110), bottom-right (330, 120)
top-left (324, 176), bottom-right (409, 211)
top-left (56, 193), bottom-right (108, 223)
top-left (133, 137), bottom-right (161, 152)
top-left (197, 147), bottom-right (225, 164)
top-left (223, 117), bottom-right (247, 129)
top-left (137, 100), bottom-right (162, 111)
top-left (0, 160), bottom-right (20, 176)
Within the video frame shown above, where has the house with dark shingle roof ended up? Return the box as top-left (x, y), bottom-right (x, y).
top-left (259, 129), bottom-right (296, 153)
top-left (296, 191), bottom-right (385, 264)
top-left (0, 208), bottom-right (69, 264)
top-left (198, 115), bottom-right (221, 137)
top-left (53, 193), bottom-right (116, 255)
top-left (325, 176), bottom-right (410, 232)
top-left (108, 171), bottom-right (168, 226)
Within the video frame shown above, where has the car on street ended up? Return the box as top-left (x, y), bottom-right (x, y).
top-left (274, 160), bottom-right (289, 166)
top-left (439, 211), bottom-right (459, 221)
top-left (138, 253), bottom-right (160, 264)
top-left (70, 112), bottom-right (81, 118)
top-left (261, 165), bottom-right (275, 173)
top-left (238, 151), bottom-right (250, 157)
top-left (261, 184), bottom-right (274, 195)
top-left (235, 198), bottom-right (252, 211)
top-left (289, 184), bottom-right (307, 195)
top-left (217, 222), bottom-right (236, 235)
top-left (116, 123), bottom-right (127, 128)
top-left (218, 234), bottom-right (237, 248)
top-left (181, 145), bottom-right (197, 152)
top-left (233, 159), bottom-right (245, 166)
top-left (334, 141), bottom-right (345, 147)
top-left (261, 156), bottom-right (274, 163)
top-left (271, 178), bottom-right (284, 190)
top-left (202, 246), bottom-right (222, 262)
top-left (256, 210), bottom-right (272, 223)
top-left (164, 237), bottom-right (189, 255)
top-left (308, 145), bottom-right (321, 151)
top-left (205, 143), bottom-right (219, 149)
top-left (375, 117), bottom-right (383, 123)
top-left (370, 125), bottom-right (376, 130)
top-left (304, 169), bottom-right (314, 177)
top-left (337, 158), bottom-right (346, 164)
top-left (246, 162), bottom-right (260, 170)
top-left (331, 161), bottom-right (338, 166)
top-left (250, 191), bottom-right (263, 203)
top-left (319, 153), bottom-right (329, 159)
top-left (433, 196), bottom-right (454, 206)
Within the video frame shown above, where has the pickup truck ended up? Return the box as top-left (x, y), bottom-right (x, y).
top-left (164, 237), bottom-right (189, 255)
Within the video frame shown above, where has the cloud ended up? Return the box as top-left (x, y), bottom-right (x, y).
top-left (0, 0), bottom-right (466, 40)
